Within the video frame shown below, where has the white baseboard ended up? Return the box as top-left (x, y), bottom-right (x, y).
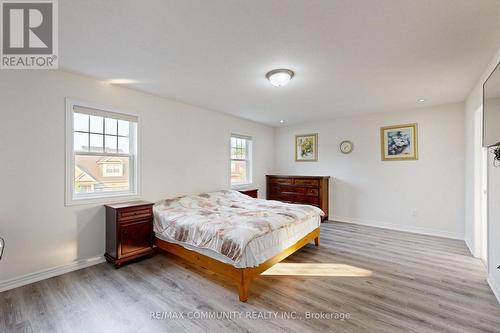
top-left (488, 276), bottom-right (500, 304)
top-left (0, 256), bottom-right (105, 293)
top-left (333, 216), bottom-right (464, 240)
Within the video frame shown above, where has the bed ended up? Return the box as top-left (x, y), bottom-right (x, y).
top-left (153, 190), bottom-right (323, 301)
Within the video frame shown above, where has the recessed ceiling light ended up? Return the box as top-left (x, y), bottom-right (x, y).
top-left (418, 99), bottom-right (426, 103)
top-left (108, 79), bottom-right (136, 85)
top-left (280, 120), bottom-right (284, 124)
top-left (266, 69), bottom-right (294, 87)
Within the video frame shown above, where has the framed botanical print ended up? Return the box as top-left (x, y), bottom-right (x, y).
top-left (296, 133), bottom-right (318, 161)
top-left (380, 123), bottom-right (418, 161)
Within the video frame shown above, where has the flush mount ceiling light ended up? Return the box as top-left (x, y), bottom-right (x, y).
top-left (266, 69), bottom-right (294, 87)
top-left (107, 79), bottom-right (136, 85)
top-left (418, 98), bottom-right (426, 103)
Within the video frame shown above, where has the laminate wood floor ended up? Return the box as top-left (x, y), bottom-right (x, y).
top-left (1, 221), bottom-right (499, 333)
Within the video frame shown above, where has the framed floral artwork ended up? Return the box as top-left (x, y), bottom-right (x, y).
top-left (295, 133), bottom-right (318, 161)
top-left (380, 124), bottom-right (418, 161)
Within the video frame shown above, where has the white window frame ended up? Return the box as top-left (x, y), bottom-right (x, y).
top-left (230, 134), bottom-right (253, 189)
top-left (65, 98), bottom-right (140, 206)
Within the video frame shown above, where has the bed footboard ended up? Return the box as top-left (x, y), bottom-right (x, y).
top-left (154, 227), bottom-right (320, 302)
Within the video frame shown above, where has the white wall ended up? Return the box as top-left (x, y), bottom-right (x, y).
top-left (465, 47), bottom-right (500, 302)
top-left (275, 103), bottom-right (465, 239)
top-left (464, 96), bottom-right (477, 252)
top-left (0, 70), bottom-right (275, 286)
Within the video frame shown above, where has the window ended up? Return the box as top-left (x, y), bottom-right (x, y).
top-left (230, 134), bottom-right (252, 187)
top-left (66, 99), bottom-right (139, 204)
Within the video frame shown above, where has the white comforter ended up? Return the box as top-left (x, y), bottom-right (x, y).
top-left (153, 190), bottom-right (324, 262)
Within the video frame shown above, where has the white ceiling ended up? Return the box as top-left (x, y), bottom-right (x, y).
top-left (60, 0), bottom-right (500, 126)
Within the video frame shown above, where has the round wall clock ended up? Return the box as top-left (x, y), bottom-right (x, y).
top-left (340, 140), bottom-right (354, 154)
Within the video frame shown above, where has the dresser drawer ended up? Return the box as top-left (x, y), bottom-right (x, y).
top-left (305, 188), bottom-right (319, 196)
top-left (268, 193), bottom-right (288, 201)
top-left (295, 195), bottom-right (320, 205)
top-left (272, 186), bottom-right (306, 195)
top-left (269, 177), bottom-right (293, 185)
top-left (271, 193), bottom-right (319, 206)
top-left (118, 207), bottom-right (153, 222)
top-left (293, 179), bottom-right (319, 186)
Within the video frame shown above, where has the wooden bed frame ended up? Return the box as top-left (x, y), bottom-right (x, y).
top-left (154, 227), bottom-right (320, 302)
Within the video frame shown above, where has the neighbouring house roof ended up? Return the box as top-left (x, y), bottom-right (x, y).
top-left (75, 166), bottom-right (98, 184)
top-left (75, 155), bottom-right (129, 187)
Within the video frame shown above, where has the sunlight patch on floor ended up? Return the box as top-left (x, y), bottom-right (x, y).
top-left (261, 263), bottom-right (373, 277)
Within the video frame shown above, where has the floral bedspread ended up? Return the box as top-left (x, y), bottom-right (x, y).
top-left (153, 190), bottom-right (324, 261)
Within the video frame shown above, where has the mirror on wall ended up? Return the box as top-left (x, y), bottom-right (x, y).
top-left (483, 61), bottom-right (500, 147)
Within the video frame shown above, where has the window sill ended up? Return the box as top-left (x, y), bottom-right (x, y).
top-left (65, 193), bottom-right (140, 207)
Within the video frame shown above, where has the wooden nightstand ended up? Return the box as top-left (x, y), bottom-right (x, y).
top-left (104, 201), bottom-right (155, 268)
top-left (238, 189), bottom-right (258, 198)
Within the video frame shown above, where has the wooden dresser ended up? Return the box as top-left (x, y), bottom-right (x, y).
top-left (105, 201), bottom-right (155, 268)
top-left (266, 175), bottom-right (330, 221)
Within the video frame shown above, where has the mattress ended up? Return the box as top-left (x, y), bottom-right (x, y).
top-left (155, 214), bottom-right (320, 268)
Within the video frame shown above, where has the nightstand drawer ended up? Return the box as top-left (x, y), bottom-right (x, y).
top-left (118, 208), bottom-right (152, 222)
